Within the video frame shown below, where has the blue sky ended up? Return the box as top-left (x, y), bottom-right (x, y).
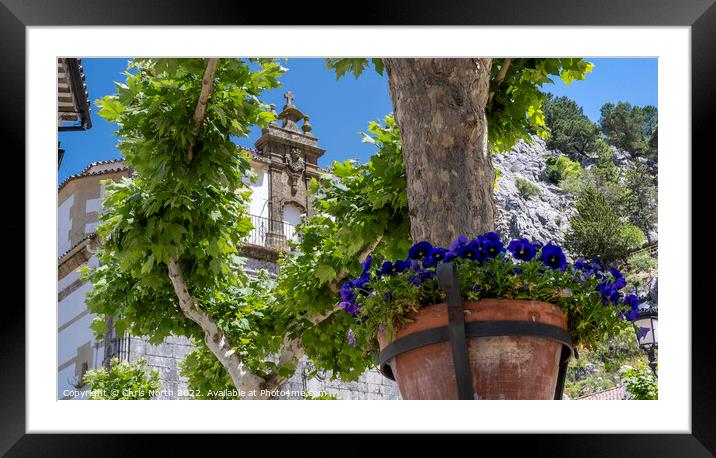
top-left (58, 57), bottom-right (657, 182)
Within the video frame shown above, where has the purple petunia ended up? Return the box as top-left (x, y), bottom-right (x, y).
top-left (361, 255), bottom-right (372, 275)
top-left (408, 241), bottom-right (433, 260)
top-left (339, 285), bottom-right (356, 303)
top-left (479, 232), bottom-right (505, 259)
top-left (347, 329), bottom-right (357, 347)
top-left (611, 267), bottom-right (626, 290)
top-left (538, 242), bottom-right (568, 270)
top-left (458, 243), bottom-right (481, 261)
top-left (622, 294), bottom-right (640, 321)
top-left (381, 259), bottom-right (408, 276)
top-left (449, 235), bottom-right (468, 253)
top-left (422, 247), bottom-right (448, 268)
top-left (507, 238), bottom-right (538, 261)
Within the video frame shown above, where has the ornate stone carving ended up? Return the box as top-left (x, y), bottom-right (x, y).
top-left (285, 147), bottom-right (305, 195)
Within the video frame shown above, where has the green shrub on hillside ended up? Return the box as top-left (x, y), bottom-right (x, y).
top-left (564, 187), bottom-right (642, 264)
top-left (515, 177), bottom-right (540, 199)
top-left (628, 251), bottom-right (657, 273)
top-left (545, 155), bottom-right (583, 185)
top-left (621, 223), bottom-right (646, 252)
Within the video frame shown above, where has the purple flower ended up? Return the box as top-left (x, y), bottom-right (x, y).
top-left (338, 301), bottom-right (352, 310)
top-left (458, 243), bottom-right (481, 261)
top-left (347, 329), bottom-right (356, 347)
top-left (422, 247), bottom-right (447, 268)
top-left (507, 238), bottom-right (537, 261)
top-left (354, 276), bottom-right (371, 296)
top-left (596, 281), bottom-right (621, 307)
top-left (538, 242), bottom-right (568, 270)
top-left (408, 241), bottom-right (433, 260)
top-left (361, 255), bottom-right (372, 275)
top-left (339, 286), bottom-right (356, 303)
top-left (449, 235), bottom-right (468, 253)
top-left (574, 257), bottom-right (592, 272)
top-left (381, 261), bottom-right (397, 276)
top-left (592, 257), bottom-right (606, 273)
top-left (343, 302), bottom-right (362, 317)
top-left (409, 270), bottom-right (435, 287)
top-left (611, 267), bottom-right (626, 290)
top-left (622, 294), bottom-right (640, 321)
top-left (479, 232), bottom-right (505, 259)
top-left (394, 259), bottom-right (409, 273)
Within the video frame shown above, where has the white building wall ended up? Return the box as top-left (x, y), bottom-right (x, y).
top-left (57, 254), bottom-right (103, 399)
top-left (245, 162), bottom-right (269, 218)
top-left (58, 194), bottom-right (74, 256)
top-left (283, 203), bottom-right (302, 242)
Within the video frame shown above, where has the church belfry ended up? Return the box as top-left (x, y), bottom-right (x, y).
top-left (254, 91), bottom-right (325, 242)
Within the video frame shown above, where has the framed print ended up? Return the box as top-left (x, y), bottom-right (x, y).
top-left (4, 0), bottom-right (714, 454)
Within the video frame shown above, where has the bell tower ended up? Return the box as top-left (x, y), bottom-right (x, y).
top-left (254, 92), bottom-right (325, 246)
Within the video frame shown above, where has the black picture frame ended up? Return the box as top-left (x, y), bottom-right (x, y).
top-left (3, 0), bottom-right (713, 455)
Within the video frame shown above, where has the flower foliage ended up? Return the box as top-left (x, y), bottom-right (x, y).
top-left (339, 233), bottom-right (639, 355)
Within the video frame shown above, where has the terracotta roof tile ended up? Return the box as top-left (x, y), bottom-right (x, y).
top-left (58, 159), bottom-right (129, 191)
top-left (576, 386), bottom-right (626, 400)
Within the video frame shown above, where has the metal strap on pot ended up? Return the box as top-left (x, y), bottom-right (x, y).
top-left (438, 262), bottom-right (475, 400)
top-left (379, 262), bottom-right (573, 400)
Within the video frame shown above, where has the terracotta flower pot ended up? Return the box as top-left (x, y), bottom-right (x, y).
top-left (377, 298), bottom-right (570, 400)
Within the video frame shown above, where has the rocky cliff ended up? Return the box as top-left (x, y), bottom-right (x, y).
top-left (492, 135), bottom-right (658, 306)
top-left (493, 137), bottom-right (575, 248)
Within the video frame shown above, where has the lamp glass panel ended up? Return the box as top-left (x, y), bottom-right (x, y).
top-left (634, 316), bottom-right (654, 346)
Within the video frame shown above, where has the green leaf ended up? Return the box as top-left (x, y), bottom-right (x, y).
top-left (96, 96), bottom-right (125, 122)
top-left (315, 265), bottom-right (337, 284)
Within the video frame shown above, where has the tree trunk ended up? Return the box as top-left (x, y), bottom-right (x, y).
top-left (383, 58), bottom-right (497, 248)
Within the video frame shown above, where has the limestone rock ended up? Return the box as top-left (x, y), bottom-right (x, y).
top-left (492, 137), bottom-right (575, 250)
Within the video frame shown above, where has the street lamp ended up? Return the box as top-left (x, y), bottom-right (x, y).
top-left (633, 307), bottom-right (658, 375)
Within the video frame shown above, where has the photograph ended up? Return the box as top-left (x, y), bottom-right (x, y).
top-left (4, 1), bottom-right (710, 449)
top-left (57, 56), bottom-right (660, 402)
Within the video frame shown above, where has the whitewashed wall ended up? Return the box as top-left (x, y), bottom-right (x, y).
top-left (283, 203), bottom-right (302, 242)
top-left (57, 252), bottom-right (103, 399)
top-left (245, 162), bottom-right (269, 218)
top-left (57, 194), bottom-right (74, 257)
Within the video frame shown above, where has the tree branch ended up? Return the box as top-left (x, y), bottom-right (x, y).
top-left (488, 58), bottom-right (512, 104)
top-left (260, 236), bottom-right (384, 394)
top-left (187, 58), bottom-right (219, 162)
top-left (167, 58), bottom-right (273, 398)
top-left (327, 235), bottom-right (383, 294)
top-left (168, 258), bottom-right (268, 397)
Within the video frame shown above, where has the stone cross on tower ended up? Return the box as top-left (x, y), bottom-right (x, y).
top-left (254, 91), bottom-right (326, 231)
top-left (284, 91), bottom-right (295, 106)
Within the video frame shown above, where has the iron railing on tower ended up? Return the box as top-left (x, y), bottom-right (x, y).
top-left (245, 214), bottom-right (297, 251)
